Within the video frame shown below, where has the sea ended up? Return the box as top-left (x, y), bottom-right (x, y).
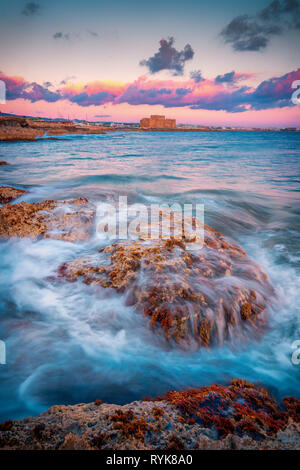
top-left (0, 130), bottom-right (299, 421)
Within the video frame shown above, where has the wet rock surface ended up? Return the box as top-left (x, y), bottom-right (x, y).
top-left (58, 223), bottom-right (273, 348)
top-left (0, 196), bottom-right (95, 241)
top-left (0, 380), bottom-right (299, 450)
top-left (0, 160), bottom-right (8, 166)
top-left (0, 116), bottom-right (107, 141)
top-left (0, 186), bottom-right (27, 204)
top-left (0, 190), bottom-right (274, 347)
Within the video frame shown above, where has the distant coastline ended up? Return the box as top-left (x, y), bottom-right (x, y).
top-left (0, 114), bottom-right (299, 142)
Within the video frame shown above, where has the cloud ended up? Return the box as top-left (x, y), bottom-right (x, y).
top-left (60, 76), bottom-right (77, 85)
top-left (249, 68), bottom-right (300, 109)
top-left (87, 30), bottom-right (99, 37)
top-left (259, 0), bottom-right (299, 21)
top-left (140, 37), bottom-right (194, 75)
top-left (176, 88), bottom-right (191, 96)
top-left (116, 75), bottom-right (252, 112)
top-left (0, 73), bottom-right (27, 100)
top-left (215, 71), bottom-right (236, 84)
top-left (214, 71), bottom-right (253, 84)
top-left (94, 114), bottom-right (111, 118)
top-left (221, 14), bottom-right (281, 51)
top-left (1, 68), bottom-right (299, 113)
top-left (0, 72), bottom-right (61, 102)
top-left (117, 69), bottom-right (300, 112)
top-left (22, 2), bottom-right (40, 16)
top-left (221, 1), bottom-right (300, 51)
top-left (60, 80), bottom-right (127, 107)
top-left (53, 32), bottom-right (70, 40)
top-left (190, 70), bottom-right (204, 83)
top-left (67, 91), bottom-right (112, 106)
top-left (21, 83), bottom-right (61, 102)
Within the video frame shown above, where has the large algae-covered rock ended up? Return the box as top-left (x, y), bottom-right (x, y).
top-left (0, 380), bottom-right (299, 450)
top-left (0, 197), bottom-right (95, 241)
top-left (57, 220), bottom-right (273, 348)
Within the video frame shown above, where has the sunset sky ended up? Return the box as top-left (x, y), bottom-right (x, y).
top-left (0, 0), bottom-right (299, 126)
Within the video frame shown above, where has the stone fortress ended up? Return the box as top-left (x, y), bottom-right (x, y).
top-left (140, 115), bottom-right (176, 129)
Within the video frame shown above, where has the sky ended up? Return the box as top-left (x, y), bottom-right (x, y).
top-left (0, 0), bottom-right (299, 126)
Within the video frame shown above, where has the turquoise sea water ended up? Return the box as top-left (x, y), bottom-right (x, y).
top-left (0, 130), bottom-right (300, 421)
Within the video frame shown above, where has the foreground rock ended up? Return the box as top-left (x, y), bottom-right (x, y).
top-left (0, 186), bottom-right (27, 204)
top-left (0, 197), bottom-right (95, 241)
top-left (58, 224), bottom-right (273, 348)
top-left (0, 380), bottom-right (299, 450)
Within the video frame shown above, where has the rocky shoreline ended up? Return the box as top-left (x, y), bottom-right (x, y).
top-left (2, 116), bottom-right (293, 143)
top-left (0, 379), bottom-right (299, 450)
top-left (0, 116), bottom-right (108, 142)
top-left (0, 186), bottom-right (299, 450)
top-left (0, 186), bottom-right (273, 348)
top-left (0, 116), bottom-right (214, 142)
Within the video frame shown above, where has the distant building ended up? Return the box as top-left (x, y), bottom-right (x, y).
top-left (140, 115), bottom-right (176, 129)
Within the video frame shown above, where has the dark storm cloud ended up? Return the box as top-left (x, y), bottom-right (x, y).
top-left (140, 37), bottom-right (194, 76)
top-left (190, 70), bottom-right (204, 83)
top-left (221, 0), bottom-right (300, 51)
top-left (22, 2), bottom-right (40, 16)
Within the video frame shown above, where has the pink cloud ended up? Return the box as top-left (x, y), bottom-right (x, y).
top-left (0, 68), bottom-right (299, 114)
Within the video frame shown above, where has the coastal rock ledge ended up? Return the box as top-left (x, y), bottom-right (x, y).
top-left (0, 186), bottom-right (27, 204)
top-left (0, 380), bottom-right (299, 450)
top-left (0, 190), bottom-right (274, 348)
top-left (57, 228), bottom-right (274, 348)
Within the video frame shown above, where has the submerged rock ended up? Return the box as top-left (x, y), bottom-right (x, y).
top-left (0, 197), bottom-right (95, 241)
top-left (0, 380), bottom-right (299, 450)
top-left (58, 221), bottom-right (273, 348)
top-left (0, 186), bottom-right (27, 204)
